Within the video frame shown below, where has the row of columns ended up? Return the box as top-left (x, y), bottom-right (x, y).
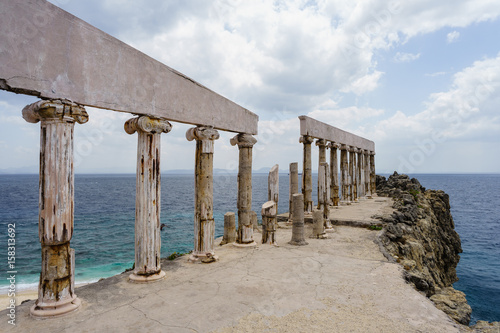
top-left (300, 135), bottom-right (375, 212)
top-left (23, 99), bottom-right (257, 317)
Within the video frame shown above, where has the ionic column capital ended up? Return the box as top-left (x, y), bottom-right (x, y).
top-left (230, 133), bottom-right (257, 148)
top-left (124, 116), bottom-right (172, 135)
top-left (340, 144), bottom-right (348, 151)
top-left (186, 126), bottom-right (219, 154)
top-left (328, 142), bottom-right (340, 149)
top-left (315, 138), bottom-right (327, 147)
top-left (22, 99), bottom-right (88, 124)
top-left (299, 135), bottom-right (314, 144)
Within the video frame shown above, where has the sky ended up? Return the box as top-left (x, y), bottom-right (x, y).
top-left (1, 0), bottom-right (500, 174)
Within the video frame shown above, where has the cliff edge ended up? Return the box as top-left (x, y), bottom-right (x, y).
top-left (375, 172), bottom-right (472, 325)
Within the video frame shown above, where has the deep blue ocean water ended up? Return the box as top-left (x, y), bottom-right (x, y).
top-left (0, 173), bottom-right (498, 324)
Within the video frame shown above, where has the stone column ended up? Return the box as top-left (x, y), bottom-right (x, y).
top-left (220, 212), bottom-right (236, 245)
top-left (125, 116), bottom-right (172, 282)
top-left (230, 133), bottom-right (257, 246)
top-left (186, 126), bottom-right (220, 261)
top-left (268, 164), bottom-right (279, 203)
top-left (329, 142), bottom-right (339, 206)
top-left (319, 162), bottom-right (334, 232)
top-left (340, 144), bottom-right (349, 204)
top-left (316, 139), bottom-right (327, 204)
top-left (352, 147), bottom-right (358, 202)
top-left (357, 148), bottom-right (364, 198)
top-left (348, 146), bottom-right (355, 202)
top-left (289, 194), bottom-right (308, 246)
top-left (23, 100), bottom-right (88, 318)
top-left (310, 208), bottom-right (327, 239)
top-left (365, 150), bottom-right (372, 198)
top-left (261, 201), bottom-right (277, 245)
top-left (288, 162), bottom-right (299, 223)
top-left (300, 135), bottom-right (314, 213)
top-left (370, 151), bottom-right (376, 196)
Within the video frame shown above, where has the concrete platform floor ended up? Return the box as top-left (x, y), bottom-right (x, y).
top-left (1, 198), bottom-right (467, 332)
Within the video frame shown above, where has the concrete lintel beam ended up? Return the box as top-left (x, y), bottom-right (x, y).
top-left (0, 0), bottom-right (258, 135)
top-left (299, 116), bottom-right (374, 151)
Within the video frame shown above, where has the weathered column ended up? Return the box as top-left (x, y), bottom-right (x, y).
top-left (319, 162), bottom-right (334, 232)
top-left (23, 100), bottom-right (88, 317)
top-left (357, 148), bottom-right (364, 198)
top-left (370, 151), bottom-right (376, 196)
top-left (310, 208), bottom-right (327, 239)
top-left (125, 116), bottom-right (172, 282)
top-left (220, 212), bottom-right (236, 245)
top-left (230, 133), bottom-right (257, 246)
top-left (186, 126), bottom-right (220, 261)
top-left (300, 135), bottom-right (314, 213)
top-left (340, 144), bottom-right (349, 204)
top-left (348, 146), bottom-right (355, 202)
top-left (268, 164), bottom-right (279, 203)
top-left (329, 142), bottom-right (339, 206)
top-left (316, 139), bottom-right (327, 203)
top-left (288, 162), bottom-right (299, 223)
top-left (289, 194), bottom-right (308, 246)
top-left (364, 150), bottom-right (372, 198)
top-left (261, 201), bottom-right (278, 245)
top-left (352, 147), bottom-right (358, 202)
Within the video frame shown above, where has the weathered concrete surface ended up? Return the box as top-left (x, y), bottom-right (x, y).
top-left (1, 222), bottom-right (467, 332)
top-left (0, 0), bottom-right (258, 134)
top-left (277, 195), bottom-right (391, 228)
top-left (299, 116), bottom-right (374, 151)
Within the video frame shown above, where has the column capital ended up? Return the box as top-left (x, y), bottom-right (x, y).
top-left (124, 116), bottom-right (172, 135)
top-left (186, 126), bottom-right (220, 142)
top-left (328, 142), bottom-right (340, 149)
top-left (299, 135), bottom-right (314, 144)
top-left (315, 138), bottom-right (327, 147)
top-left (370, 151), bottom-right (376, 156)
top-left (340, 144), bottom-right (348, 150)
top-left (230, 133), bottom-right (257, 148)
top-left (22, 99), bottom-right (88, 124)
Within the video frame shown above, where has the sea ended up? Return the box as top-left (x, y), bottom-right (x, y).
top-left (0, 173), bottom-right (498, 325)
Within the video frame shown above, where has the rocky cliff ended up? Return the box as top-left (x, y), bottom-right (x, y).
top-left (375, 172), bottom-right (472, 325)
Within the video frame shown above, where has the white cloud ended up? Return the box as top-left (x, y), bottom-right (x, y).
top-left (394, 52), bottom-right (421, 63)
top-left (447, 30), bottom-right (460, 43)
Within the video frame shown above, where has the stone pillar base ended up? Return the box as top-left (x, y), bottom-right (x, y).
top-left (129, 270), bottom-right (166, 283)
top-left (232, 241), bottom-right (257, 248)
top-left (30, 296), bottom-right (81, 318)
top-left (188, 252), bottom-right (219, 263)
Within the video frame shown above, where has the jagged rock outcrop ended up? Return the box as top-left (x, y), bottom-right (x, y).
top-left (376, 172), bottom-right (472, 325)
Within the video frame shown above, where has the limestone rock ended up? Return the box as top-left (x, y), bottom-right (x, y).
top-left (472, 320), bottom-right (500, 332)
top-left (376, 171), bottom-right (471, 325)
top-left (430, 287), bottom-right (471, 325)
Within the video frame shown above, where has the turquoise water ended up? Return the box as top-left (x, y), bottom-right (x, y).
top-left (0, 173), bottom-right (498, 324)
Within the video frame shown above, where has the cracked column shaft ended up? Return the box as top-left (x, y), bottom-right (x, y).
top-left (370, 151), bottom-right (376, 196)
top-left (288, 162), bottom-right (299, 223)
top-left (329, 143), bottom-right (339, 206)
top-left (187, 126), bottom-right (220, 261)
top-left (230, 133), bottom-right (257, 246)
top-left (340, 145), bottom-right (349, 204)
top-left (125, 116), bottom-right (172, 282)
top-left (300, 135), bottom-right (314, 213)
top-left (23, 99), bottom-right (88, 318)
